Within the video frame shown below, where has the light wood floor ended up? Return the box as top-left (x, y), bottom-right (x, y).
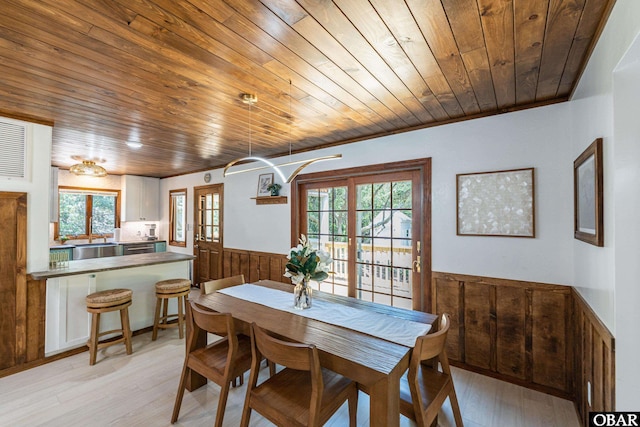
top-left (0, 331), bottom-right (580, 427)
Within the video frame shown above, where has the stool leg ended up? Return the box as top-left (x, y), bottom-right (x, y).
top-left (152, 295), bottom-right (162, 341)
top-left (177, 295), bottom-right (185, 339)
top-left (120, 306), bottom-right (133, 355)
top-left (162, 298), bottom-right (169, 325)
top-left (89, 312), bottom-right (100, 365)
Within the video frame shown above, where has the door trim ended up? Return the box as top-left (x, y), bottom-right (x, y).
top-left (290, 158), bottom-right (431, 311)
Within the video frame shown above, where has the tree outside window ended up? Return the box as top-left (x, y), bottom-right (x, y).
top-left (57, 187), bottom-right (120, 239)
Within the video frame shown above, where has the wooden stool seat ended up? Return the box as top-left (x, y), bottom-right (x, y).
top-left (152, 278), bottom-right (191, 341)
top-left (85, 288), bottom-right (133, 366)
top-left (155, 278), bottom-right (191, 294)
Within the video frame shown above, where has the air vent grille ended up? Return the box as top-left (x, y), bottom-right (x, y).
top-left (0, 120), bottom-right (27, 179)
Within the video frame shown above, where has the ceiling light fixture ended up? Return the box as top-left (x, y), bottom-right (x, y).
top-left (126, 141), bottom-right (143, 149)
top-left (69, 159), bottom-right (107, 177)
top-left (223, 82), bottom-right (341, 183)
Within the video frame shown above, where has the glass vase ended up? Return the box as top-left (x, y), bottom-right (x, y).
top-left (293, 280), bottom-right (312, 310)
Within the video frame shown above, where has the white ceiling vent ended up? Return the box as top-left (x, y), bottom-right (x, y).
top-left (0, 120), bottom-right (27, 179)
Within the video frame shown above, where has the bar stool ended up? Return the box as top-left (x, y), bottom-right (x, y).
top-left (85, 288), bottom-right (133, 366)
top-left (152, 278), bottom-right (191, 341)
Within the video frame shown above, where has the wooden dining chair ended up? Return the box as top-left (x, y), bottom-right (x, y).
top-left (399, 313), bottom-right (464, 427)
top-left (201, 274), bottom-right (245, 295)
top-left (171, 300), bottom-right (252, 427)
top-left (240, 323), bottom-right (358, 427)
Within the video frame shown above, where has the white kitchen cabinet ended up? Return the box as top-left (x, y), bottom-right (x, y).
top-left (45, 274), bottom-right (97, 354)
top-left (122, 175), bottom-right (159, 221)
top-left (49, 166), bottom-right (59, 222)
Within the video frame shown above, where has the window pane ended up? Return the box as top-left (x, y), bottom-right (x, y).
top-left (170, 191), bottom-right (186, 245)
top-left (356, 211), bottom-right (372, 237)
top-left (307, 189), bottom-right (320, 211)
top-left (356, 184), bottom-right (372, 209)
top-left (373, 183), bottom-right (391, 209)
top-left (59, 193), bottom-right (87, 236)
top-left (392, 181), bottom-right (412, 209)
top-left (92, 195), bottom-right (116, 234)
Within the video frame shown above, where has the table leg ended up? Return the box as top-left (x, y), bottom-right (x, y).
top-left (184, 318), bottom-right (207, 391)
top-left (368, 373), bottom-right (401, 427)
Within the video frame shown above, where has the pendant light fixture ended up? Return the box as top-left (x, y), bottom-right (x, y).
top-left (69, 158), bottom-right (108, 177)
top-left (223, 81), bottom-right (340, 183)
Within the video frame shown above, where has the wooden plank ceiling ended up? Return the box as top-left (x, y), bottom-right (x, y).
top-left (0, 0), bottom-right (614, 178)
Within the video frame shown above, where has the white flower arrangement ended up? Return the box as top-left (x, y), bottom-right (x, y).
top-left (284, 234), bottom-right (332, 285)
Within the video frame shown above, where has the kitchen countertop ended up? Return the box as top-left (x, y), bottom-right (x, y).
top-left (30, 252), bottom-right (194, 280)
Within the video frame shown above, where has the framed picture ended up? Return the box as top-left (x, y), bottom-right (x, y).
top-left (457, 168), bottom-right (535, 237)
top-left (257, 173), bottom-right (274, 197)
top-left (574, 138), bottom-right (603, 246)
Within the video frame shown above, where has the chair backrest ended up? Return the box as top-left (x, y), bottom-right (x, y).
top-left (412, 312), bottom-right (451, 363)
top-left (188, 299), bottom-right (236, 338)
top-left (250, 323), bottom-right (320, 373)
top-left (201, 274), bottom-right (245, 295)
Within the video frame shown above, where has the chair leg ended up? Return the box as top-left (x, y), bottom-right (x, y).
top-left (214, 381), bottom-right (231, 427)
top-left (171, 363), bottom-right (190, 424)
top-left (120, 306), bottom-right (133, 355)
top-left (449, 387), bottom-right (464, 427)
top-left (152, 296), bottom-right (162, 341)
top-left (348, 387), bottom-right (358, 427)
top-left (177, 295), bottom-right (185, 339)
top-left (88, 312), bottom-right (100, 365)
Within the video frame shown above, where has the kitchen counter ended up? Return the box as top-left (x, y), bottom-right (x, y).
top-left (30, 252), bottom-right (194, 280)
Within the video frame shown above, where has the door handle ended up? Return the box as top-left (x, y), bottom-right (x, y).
top-left (413, 256), bottom-right (421, 273)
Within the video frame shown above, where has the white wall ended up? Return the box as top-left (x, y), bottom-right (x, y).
top-left (569, 0), bottom-right (640, 410)
top-left (161, 102), bottom-right (574, 286)
top-left (0, 118), bottom-right (52, 273)
top-left (612, 31), bottom-right (640, 411)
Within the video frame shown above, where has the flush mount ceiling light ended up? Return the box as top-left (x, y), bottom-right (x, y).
top-left (126, 141), bottom-right (143, 149)
top-left (69, 158), bottom-right (107, 177)
top-left (223, 82), bottom-right (341, 184)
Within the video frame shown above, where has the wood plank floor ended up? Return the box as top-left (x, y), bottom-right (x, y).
top-left (0, 331), bottom-right (580, 426)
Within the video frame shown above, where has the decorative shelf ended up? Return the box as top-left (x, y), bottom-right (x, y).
top-left (252, 196), bottom-right (288, 205)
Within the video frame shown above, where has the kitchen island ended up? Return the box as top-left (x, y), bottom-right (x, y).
top-left (30, 252), bottom-right (194, 356)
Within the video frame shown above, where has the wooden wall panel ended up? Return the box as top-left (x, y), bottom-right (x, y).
top-left (433, 272), bottom-right (616, 427)
top-left (434, 277), bottom-right (463, 361)
top-left (496, 286), bottom-right (526, 379)
top-left (464, 282), bottom-right (492, 370)
top-left (531, 290), bottom-right (569, 391)
top-left (432, 271), bottom-right (573, 398)
top-left (573, 288), bottom-right (615, 425)
top-left (222, 248), bottom-right (289, 285)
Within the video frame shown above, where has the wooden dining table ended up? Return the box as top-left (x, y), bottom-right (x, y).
top-left (190, 280), bottom-right (437, 427)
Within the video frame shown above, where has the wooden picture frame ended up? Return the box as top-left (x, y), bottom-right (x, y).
top-left (257, 173), bottom-right (274, 197)
top-left (457, 167), bottom-right (535, 237)
top-left (574, 138), bottom-right (603, 246)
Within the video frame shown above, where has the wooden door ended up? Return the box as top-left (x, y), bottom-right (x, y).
top-left (0, 192), bottom-right (27, 370)
top-left (193, 184), bottom-right (223, 287)
top-left (297, 168), bottom-right (426, 311)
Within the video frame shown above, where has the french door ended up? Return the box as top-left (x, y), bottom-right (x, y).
top-left (193, 184), bottom-right (223, 286)
top-left (294, 159), bottom-right (430, 311)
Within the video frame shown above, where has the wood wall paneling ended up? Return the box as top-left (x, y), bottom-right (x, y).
top-left (496, 286), bottom-right (526, 380)
top-left (222, 248), bottom-right (289, 286)
top-left (432, 272), bottom-right (573, 398)
top-left (433, 272), bottom-right (615, 427)
top-left (434, 276), bottom-right (463, 361)
top-left (572, 288), bottom-right (615, 425)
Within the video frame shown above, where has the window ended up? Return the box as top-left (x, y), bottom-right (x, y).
top-left (56, 187), bottom-right (120, 239)
top-left (292, 159), bottom-right (431, 311)
top-left (169, 189), bottom-right (187, 247)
